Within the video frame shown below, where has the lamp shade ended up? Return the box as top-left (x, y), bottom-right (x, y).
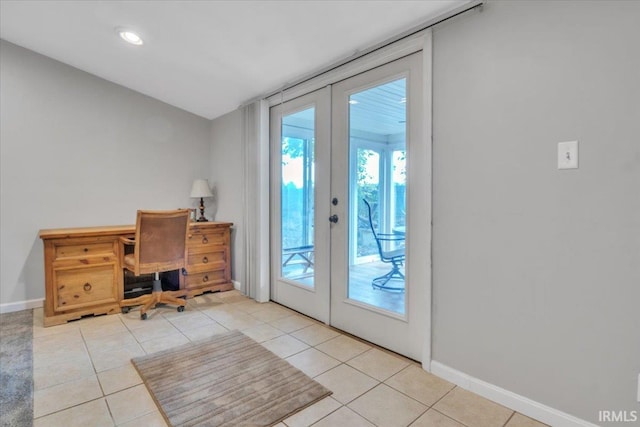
top-left (190, 179), bottom-right (213, 198)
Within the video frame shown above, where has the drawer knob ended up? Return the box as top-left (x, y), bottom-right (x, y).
top-left (202, 275), bottom-right (209, 282)
top-left (188, 234), bottom-right (193, 239)
top-left (202, 256), bottom-right (208, 264)
top-left (83, 282), bottom-right (92, 291)
top-left (202, 237), bottom-right (208, 244)
top-left (83, 248), bottom-right (89, 252)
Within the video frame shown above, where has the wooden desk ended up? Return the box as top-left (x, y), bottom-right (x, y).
top-left (39, 222), bottom-right (233, 326)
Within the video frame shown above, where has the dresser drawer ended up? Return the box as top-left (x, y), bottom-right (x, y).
top-left (55, 241), bottom-right (116, 260)
top-left (187, 227), bottom-right (227, 248)
top-left (186, 247), bottom-right (227, 272)
top-left (53, 264), bottom-right (118, 312)
top-left (184, 270), bottom-right (228, 289)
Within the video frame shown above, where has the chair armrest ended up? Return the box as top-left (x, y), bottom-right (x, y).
top-left (119, 236), bottom-right (135, 245)
top-left (377, 233), bottom-right (405, 242)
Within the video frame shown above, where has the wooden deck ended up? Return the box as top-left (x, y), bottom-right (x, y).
top-left (348, 262), bottom-right (405, 314)
top-left (281, 261), bottom-right (405, 315)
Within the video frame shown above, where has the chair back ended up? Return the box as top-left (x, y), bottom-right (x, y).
top-left (363, 199), bottom-right (385, 256)
top-left (133, 209), bottom-right (190, 275)
top-left (363, 199), bottom-right (406, 263)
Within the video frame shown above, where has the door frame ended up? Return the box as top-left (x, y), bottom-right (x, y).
top-left (262, 31), bottom-right (433, 369)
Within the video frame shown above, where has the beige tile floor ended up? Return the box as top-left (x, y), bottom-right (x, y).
top-left (32, 290), bottom-right (548, 427)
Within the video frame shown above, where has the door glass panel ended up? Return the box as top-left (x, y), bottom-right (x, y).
top-left (281, 108), bottom-right (315, 287)
top-left (348, 79), bottom-right (406, 314)
top-left (355, 149), bottom-right (380, 262)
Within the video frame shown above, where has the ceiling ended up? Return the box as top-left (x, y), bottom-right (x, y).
top-left (0, 0), bottom-right (467, 120)
top-left (284, 78), bottom-right (407, 139)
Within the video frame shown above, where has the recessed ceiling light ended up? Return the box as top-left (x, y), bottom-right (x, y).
top-left (116, 28), bottom-right (143, 46)
top-left (349, 99), bottom-right (359, 105)
top-left (399, 97), bottom-right (407, 103)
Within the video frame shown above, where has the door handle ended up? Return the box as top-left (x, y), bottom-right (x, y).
top-left (329, 214), bottom-right (339, 223)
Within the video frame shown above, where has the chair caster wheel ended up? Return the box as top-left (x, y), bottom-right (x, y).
top-left (177, 306), bottom-right (185, 312)
top-left (140, 312), bottom-right (147, 320)
top-left (121, 307), bottom-right (130, 314)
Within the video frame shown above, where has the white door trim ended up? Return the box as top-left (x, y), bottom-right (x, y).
top-left (421, 30), bottom-right (433, 371)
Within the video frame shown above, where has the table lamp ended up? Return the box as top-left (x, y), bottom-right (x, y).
top-left (190, 179), bottom-right (213, 222)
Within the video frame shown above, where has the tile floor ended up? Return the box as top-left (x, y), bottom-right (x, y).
top-left (32, 290), bottom-right (548, 427)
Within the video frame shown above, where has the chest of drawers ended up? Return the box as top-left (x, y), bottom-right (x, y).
top-left (182, 222), bottom-right (234, 297)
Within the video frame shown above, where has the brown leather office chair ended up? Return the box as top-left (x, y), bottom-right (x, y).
top-left (120, 209), bottom-right (190, 320)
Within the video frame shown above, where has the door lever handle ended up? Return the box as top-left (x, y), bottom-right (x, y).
top-left (329, 214), bottom-right (339, 224)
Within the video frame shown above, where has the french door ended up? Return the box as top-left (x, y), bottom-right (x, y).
top-left (271, 53), bottom-right (428, 360)
top-left (330, 53), bottom-right (427, 360)
top-left (270, 88), bottom-right (331, 323)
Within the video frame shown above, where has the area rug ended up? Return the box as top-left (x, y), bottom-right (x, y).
top-left (132, 330), bottom-right (332, 427)
top-left (0, 310), bottom-right (33, 427)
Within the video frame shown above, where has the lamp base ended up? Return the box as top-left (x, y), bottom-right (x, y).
top-left (196, 197), bottom-right (208, 222)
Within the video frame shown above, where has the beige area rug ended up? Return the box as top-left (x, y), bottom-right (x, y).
top-left (132, 330), bottom-right (332, 427)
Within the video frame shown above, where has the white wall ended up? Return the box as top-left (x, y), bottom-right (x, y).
top-left (0, 40), bottom-right (212, 306)
top-left (209, 109), bottom-right (245, 287)
top-left (431, 1), bottom-right (640, 423)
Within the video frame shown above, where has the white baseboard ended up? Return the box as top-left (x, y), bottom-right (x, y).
top-left (430, 360), bottom-right (600, 427)
top-left (232, 280), bottom-right (241, 291)
top-left (0, 298), bottom-right (44, 314)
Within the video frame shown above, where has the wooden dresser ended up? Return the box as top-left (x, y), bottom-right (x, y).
top-left (184, 223), bottom-right (232, 296)
top-left (39, 222), bottom-right (233, 326)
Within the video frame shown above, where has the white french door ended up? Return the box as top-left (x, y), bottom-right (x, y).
top-left (330, 52), bottom-right (427, 360)
top-left (271, 52), bottom-right (428, 360)
top-left (270, 88), bottom-right (331, 323)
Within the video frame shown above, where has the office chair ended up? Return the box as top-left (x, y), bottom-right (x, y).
top-left (120, 209), bottom-right (190, 320)
top-left (363, 199), bottom-right (405, 291)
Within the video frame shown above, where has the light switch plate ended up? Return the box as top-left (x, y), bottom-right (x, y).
top-left (558, 141), bottom-right (578, 169)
